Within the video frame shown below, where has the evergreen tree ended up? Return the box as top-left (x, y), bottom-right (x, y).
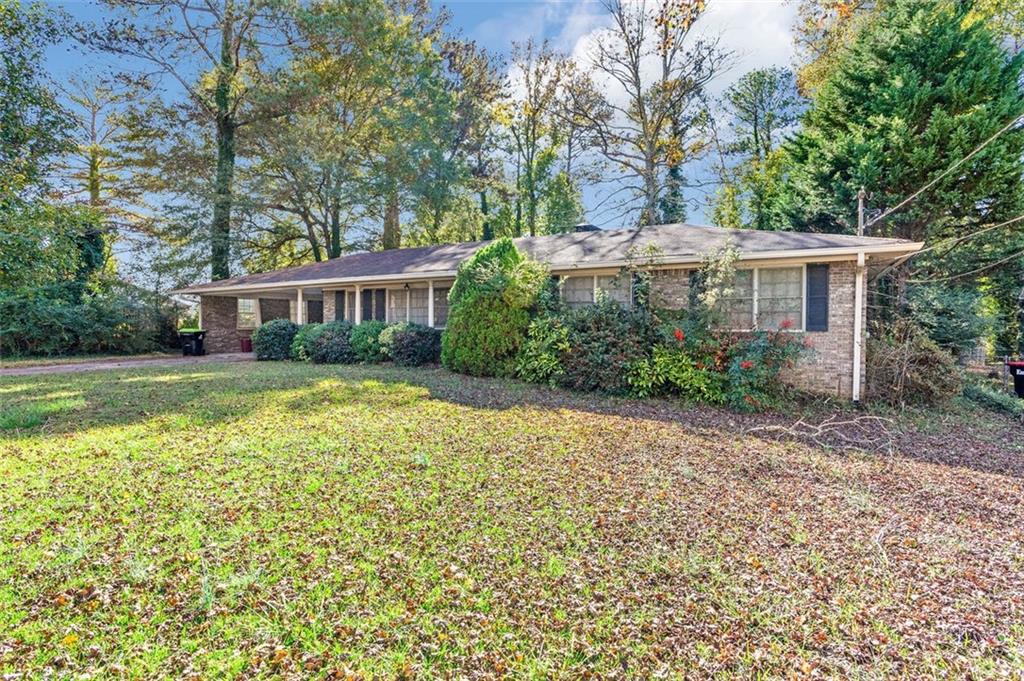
top-left (786, 0), bottom-right (1024, 331)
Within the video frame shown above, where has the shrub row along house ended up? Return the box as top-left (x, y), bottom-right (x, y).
top-left (174, 223), bottom-right (921, 400)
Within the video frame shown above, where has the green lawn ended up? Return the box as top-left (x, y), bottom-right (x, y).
top-left (1, 362), bottom-right (1022, 678)
top-left (0, 352), bottom-right (177, 369)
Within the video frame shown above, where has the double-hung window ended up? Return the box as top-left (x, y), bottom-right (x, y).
top-left (237, 298), bottom-right (259, 329)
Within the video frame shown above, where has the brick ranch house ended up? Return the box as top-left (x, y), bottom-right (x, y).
top-left (175, 223), bottom-right (922, 401)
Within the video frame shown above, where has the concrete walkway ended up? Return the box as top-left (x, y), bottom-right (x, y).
top-left (0, 353), bottom-right (255, 377)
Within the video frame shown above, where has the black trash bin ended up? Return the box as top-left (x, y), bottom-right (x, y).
top-left (1007, 361), bottom-right (1024, 398)
top-left (179, 329), bottom-right (206, 357)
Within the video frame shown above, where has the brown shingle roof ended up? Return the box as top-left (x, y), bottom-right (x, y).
top-left (176, 223), bottom-right (919, 294)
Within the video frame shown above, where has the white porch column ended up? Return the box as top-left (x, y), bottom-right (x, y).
top-left (296, 288), bottom-right (305, 324)
top-left (405, 287), bottom-right (411, 322)
top-left (354, 285), bottom-right (362, 323)
top-left (852, 252), bottom-right (865, 402)
top-left (427, 280), bottom-right (435, 328)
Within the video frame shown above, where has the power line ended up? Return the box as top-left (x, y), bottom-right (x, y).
top-left (865, 111), bottom-right (1024, 230)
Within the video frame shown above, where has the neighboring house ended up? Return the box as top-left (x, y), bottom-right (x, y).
top-left (174, 223), bottom-right (922, 400)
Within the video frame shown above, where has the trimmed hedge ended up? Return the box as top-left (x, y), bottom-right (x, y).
top-left (381, 322), bottom-right (442, 366)
top-left (309, 320), bottom-right (356, 364)
top-left (350, 320), bottom-right (388, 363)
top-left (252, 319), bottom-right (298, 361)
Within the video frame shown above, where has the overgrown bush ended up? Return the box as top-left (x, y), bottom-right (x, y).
top-left (350, 320), bottom-right (389, 363)
top-left (442, 238), bottom-right (547, 377)
top-left (252, 319), bottom-right (298, 361)
top-left (290, 323), bottom-right (322, 361)
top-left (309, 320), bottom-right (355, 364)
top-left (962, 379), bottom-right (1024, 419)
top-left (866, 320), bottom-right (962, 405)
top-left (516, 316), bottom-right (570, 385)
top-left (557, 300), bottom-right (657, 395)
top-left (0, 287), bottom-right (183, 357)
top-left (380, 322), bottom-right (442, 366)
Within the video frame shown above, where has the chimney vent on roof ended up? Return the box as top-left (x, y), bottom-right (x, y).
top-left (573, 222), bottom-right (599, 233)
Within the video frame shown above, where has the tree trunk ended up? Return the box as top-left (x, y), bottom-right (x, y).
top-left (329, 204), bottom-right (341, 259)
top-left (382, 191), bottom-right (400, 250)
top-left (210, 7), bottom-right (236, 281)
top-left (480, 190), bottom-right (492, 240)
top-left (87, 147), bottom-right (101, 207)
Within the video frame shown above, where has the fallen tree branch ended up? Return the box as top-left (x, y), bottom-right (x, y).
top-left (745, 414), bottom-right (898, 455)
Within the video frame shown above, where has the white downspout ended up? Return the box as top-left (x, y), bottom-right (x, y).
top-left (852, 252), bottom-right (865, 402)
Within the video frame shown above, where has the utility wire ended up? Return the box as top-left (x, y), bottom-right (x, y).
top-left (865, 112), bottom-right (1024, 229)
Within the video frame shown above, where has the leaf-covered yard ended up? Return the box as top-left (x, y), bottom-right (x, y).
top-left (1, 362), bottom-right (1022, 678)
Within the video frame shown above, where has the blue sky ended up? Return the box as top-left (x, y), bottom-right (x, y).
top-left (45, 0), bottom-right (799, 230)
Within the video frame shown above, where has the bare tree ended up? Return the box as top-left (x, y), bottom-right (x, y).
top-left (564, 0), bottom-right (730, 226)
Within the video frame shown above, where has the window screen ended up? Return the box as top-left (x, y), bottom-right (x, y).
top-left (757, 267), bottom-right (803, 330)
top-left (596, 274), bottom-right (631, 307)
top-left (562, 276), bottom-right (594, 309)
top-left (718, 270), bottom-right (754, 330)
top-left (433, 287), bottom-right (450, 327)
top-left (388, 289), bottom-right (407, 323)
top-left (237, 298), bottom-right (258, 329)
top-left (409, 288), bottom-right (428, 325)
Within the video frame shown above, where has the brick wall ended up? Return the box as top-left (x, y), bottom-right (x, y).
top-left (785, 260), bottom-right (863, 399)
top-left (200, 295), bottom-right (250, 354)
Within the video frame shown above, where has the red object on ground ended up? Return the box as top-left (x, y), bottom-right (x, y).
top-left (240, 337), bottom-right (253, 353)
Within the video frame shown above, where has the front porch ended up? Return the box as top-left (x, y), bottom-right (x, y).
top-left (198, 279), bottom-right (455, 354)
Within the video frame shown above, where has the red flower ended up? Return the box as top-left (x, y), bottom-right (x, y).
top-left (673, 327), bottom-right (685, 342)
top-left (740, 360), bottom-right (754, 370)
top-left (780, 318), bottom-right (794, 330)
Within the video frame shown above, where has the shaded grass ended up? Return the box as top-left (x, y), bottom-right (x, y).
top-left (0, 352), bottom-right (176, 369)
top-left (0, 361), bottom-right (1022, 678)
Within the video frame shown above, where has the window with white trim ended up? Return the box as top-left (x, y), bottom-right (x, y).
top-left (717, 270), bottom-right (754, 330)
top-left (387, 289), bottom-right (406, 323)
top-left (757, 266), bottom-right (803, 330)
top-left (409, 288), bottom-right (428, 325)
top-left (433, 287), bottom-right (450, 327)
top-left (237, 298), bottom-right (258, 329)
top-left (288, 300), bottom-right (298, 323)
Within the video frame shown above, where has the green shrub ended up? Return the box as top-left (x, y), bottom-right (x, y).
top-left (380, 322), bottom-right (442, 366)
top-left (628, 345), bottom-right (729, 403)
top-left (290, 323), bottom-right (322, 361)
top-left (517, 316), bottom-right (570, 385)
top-left (557, 300), bottom-right (657, 395)
top-left (866, 320), bottom-right (962, 405)
top-left (252, 319), bottom-right (299, 361)
top-left (350, 320), bottom-right (389, 363)
top-left (442, 238), bottom-right (547, 377)
top-left (962, 379), bottom-right (1024, 418)
top-left (724, 329), bottom-right (806, 410)
top-left (443, 297), bottom-right (532, 376)
top-left (309, 320), bottom-right (355, 364)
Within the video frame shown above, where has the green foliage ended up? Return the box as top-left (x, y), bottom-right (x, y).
top-left (350, 320), bottom-right (389, 363)
top-left (380, 322), bottom-right (442, 366)
top-left (542, 172), bottom-right (583, 234)
top-left (962, 379), bottom-right (1024, 419)
top-left (556, 300), bottom-right (657, 395)
top-left (907, 285), bottom-right (992, 358)
top-left (724, 329), bottom-right (807, 410)
top-left (1, 0), bottom-right (71, 200)
top-left (442, 297), bottom-right (532, 377)
top-left (628, 345), bottom-right (728, 403)
top-left (309, 321), bottom-right (356, 364)
top-left (442, 238), bottom-right (547, 377)
top-left (290, 324), bottom-right (323, 361)
top-left (0, 287), bottom-right (181, 357)
top-left (516, 316), bottom-right (570, 385)
top-left (866, 320), bottom-right (963, 406)
top-left (785, 0), bottom-right (1024, 248)
top-left (251, 319), bottom-right (299, 361)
